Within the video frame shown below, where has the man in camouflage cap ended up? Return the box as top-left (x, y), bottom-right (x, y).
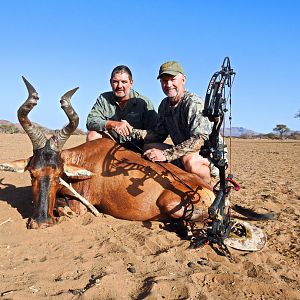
top-left (143, 61), bottom-right (218, 184)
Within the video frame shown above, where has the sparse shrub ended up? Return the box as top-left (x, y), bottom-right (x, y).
top-left (0, 125), bottom-right (22, 134)
top-left (239, 133), bottom-right (253, 139)
top-left (273, 124), bottom-right (290, 139)
top-left (289, 132), bottom-right (300, 140)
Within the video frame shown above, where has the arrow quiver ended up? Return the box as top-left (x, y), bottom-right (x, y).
top-left (197, 57), bottom-right (238, 254)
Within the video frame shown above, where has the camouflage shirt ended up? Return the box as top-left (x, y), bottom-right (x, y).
top-left (144, 90), bottom-right (212, 161)
top-left (86, 89), bottom-right (157, 144)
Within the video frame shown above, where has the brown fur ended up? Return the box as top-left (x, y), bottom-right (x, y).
top-left (59, 137), bottom-right (214, 223)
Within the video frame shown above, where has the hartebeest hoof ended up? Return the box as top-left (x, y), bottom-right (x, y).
top-left (26, 217), bottom-right (58, 229)
top-left (57, 206), bottom-right (77, 219)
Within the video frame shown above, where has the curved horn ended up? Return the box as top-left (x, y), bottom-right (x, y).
top-left (18, 76), bottom-right (47, 150)
top-left (50, 87), bottom-right (79, 151)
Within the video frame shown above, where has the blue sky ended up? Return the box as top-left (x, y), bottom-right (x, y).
top-left (1, 0), bottom-right (299, 133)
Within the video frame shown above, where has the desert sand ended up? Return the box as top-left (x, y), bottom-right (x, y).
top-left (0, 134), bottom-right (299, 300)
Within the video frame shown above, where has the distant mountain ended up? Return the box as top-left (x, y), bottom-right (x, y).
top-left (0, 120), bottom-right (85, 135)
top-left (0, 120), bottom-right (22, 133)
top-left (0, 120), bottom-right (22, 127)
top-left (223, 127), bottom-right (260, 137)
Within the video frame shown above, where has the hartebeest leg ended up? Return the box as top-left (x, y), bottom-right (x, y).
top-left (157, 187), bottom-right (212, 223)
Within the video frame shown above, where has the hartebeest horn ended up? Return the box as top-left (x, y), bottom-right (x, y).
top-left (49, 87), bottom-right (79, 151)
top-left (18, 76), bottom-right (47, 150)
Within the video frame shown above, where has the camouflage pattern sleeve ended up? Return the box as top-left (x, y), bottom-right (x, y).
top-left (184, 92), bottom-right (211, 137)
top-left (130, 128), bottom-right (166, 142)
top-left (163, 133), bottom-right (208, 162)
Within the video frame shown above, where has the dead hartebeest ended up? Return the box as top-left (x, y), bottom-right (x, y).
top-left (0, 77), bottom-right (217, 229)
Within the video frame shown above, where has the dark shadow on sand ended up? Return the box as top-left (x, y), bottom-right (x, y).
top-left (0, 178), bottom-right (33, 218)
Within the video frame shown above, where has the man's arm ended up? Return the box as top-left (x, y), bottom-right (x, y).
top-left (104, 120), bottom-right (132, 136)
top-left (86, 94), bottom-right (109, 132)
top-left (86, 94), bottom-right (133, 137)
top-left (163, 133), bottom-right (208, 161)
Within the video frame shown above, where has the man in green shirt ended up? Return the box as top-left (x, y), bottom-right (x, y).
top-left (86, 65), bottom-right (157, 149)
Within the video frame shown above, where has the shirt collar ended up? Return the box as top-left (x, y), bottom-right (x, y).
top-left (113, 89), bottom-right (137, 106)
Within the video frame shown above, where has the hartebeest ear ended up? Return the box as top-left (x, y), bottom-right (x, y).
top-left (0, 158), bottom-right (31, 173)
top-left (63, 164), bottom-right (95, 178)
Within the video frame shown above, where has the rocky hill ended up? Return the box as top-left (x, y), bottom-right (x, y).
top-left (223, 127), bottom-right (260, 137)
top-left (0, 120), bottom-right (85, 135)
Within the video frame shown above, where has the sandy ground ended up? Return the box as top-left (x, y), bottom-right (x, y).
top-left (0, 134), bottom-right (299, 300)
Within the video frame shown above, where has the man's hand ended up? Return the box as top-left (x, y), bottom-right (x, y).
top-left (107, 120), bottom-right (133, 136)
top-left (144, 148), bottom-right (167, 162)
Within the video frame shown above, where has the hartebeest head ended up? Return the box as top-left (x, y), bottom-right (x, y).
top-left (0, 77), bottom-right (92, 228)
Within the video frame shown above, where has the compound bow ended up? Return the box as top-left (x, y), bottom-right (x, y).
top-left (196, 57), bottom-right (239, 255)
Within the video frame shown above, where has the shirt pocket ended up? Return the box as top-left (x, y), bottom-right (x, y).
top-left (126, 111), bottom-right (142, 128)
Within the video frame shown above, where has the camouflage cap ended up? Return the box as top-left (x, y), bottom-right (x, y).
top-left (157, 61), bottom-right (184, 79)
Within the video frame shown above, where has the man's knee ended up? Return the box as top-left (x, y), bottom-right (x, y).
top-left (86, 131), bottom-right (102, 142)
top-left (181, 153), bottom-right (211, 183)
top-left (182, 153), bottom-right (209, 173)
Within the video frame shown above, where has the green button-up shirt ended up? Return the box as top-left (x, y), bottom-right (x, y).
top-left (86, 89), bottom-right (157, 144)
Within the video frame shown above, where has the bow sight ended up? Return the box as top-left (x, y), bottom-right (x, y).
top-left (196, 57), bottom-right (239, 255)
top-left (202, 56), bottom-right (235, 162)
